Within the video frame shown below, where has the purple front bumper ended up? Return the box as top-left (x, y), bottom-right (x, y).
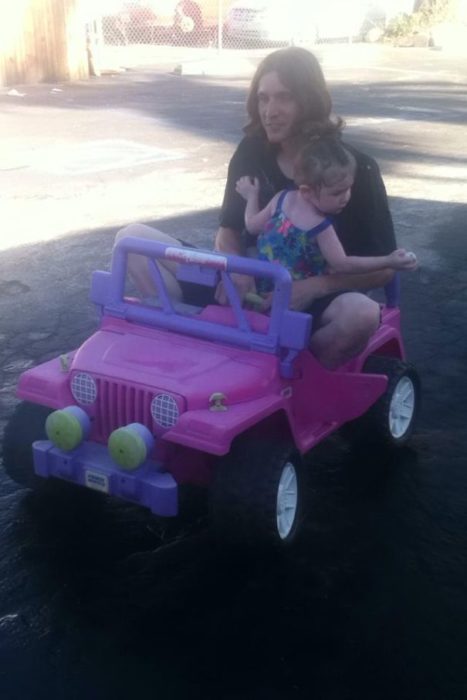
top-left (32, 440), bottom-right (178, 516)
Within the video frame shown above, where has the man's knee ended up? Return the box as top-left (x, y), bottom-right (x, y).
top-left (115, 223), bottom-right (139, 242)
top-left (114, 223), bottom-right (160, 245)
top-left (348, 296), bottom-right (380, 337)
top-left (323, 293), bottom-right (379, 338)
top-left (311, 293), bottom-right (380, 368)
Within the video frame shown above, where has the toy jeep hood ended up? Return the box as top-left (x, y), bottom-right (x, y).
top-left (70, 317), bottom-right (280, 409)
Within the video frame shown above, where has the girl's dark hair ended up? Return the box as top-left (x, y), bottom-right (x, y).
top-left (244, 46), bottom-right (341, 141)
top-left (294, 129), bottom-right (356, 189)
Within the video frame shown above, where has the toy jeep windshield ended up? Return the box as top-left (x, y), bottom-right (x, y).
top-left (5, 236), bottom-right (420, 545)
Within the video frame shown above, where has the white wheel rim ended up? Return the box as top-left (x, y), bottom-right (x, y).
top-left (276, 462), bottom-right (298, 540)
top-left (180, 16), bottom-right (195, 33)
top-left (389, 376), bottom-right (416, 438)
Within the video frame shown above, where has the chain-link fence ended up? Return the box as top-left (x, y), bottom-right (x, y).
top-left (95, 0), bottom-right (414, 55)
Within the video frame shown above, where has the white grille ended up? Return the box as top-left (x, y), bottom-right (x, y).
top-left (151, 393), bottom-right (179, 428)
top-left (71, 372), bottom-right (98, 406)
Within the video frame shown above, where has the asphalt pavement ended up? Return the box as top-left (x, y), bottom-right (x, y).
top-left (1, 42), bottom-right (467, 699)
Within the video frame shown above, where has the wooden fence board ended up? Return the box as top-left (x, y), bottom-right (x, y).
top-left (0, 0), bottom-right (90, 86)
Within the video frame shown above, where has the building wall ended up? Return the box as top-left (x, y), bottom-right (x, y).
top-left (0, 0), bottom-right (90, 86)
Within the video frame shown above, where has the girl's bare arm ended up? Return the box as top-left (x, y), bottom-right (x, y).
top-left (317, 226), bottom-right (417, 273)
top-left (235, 177), bottom-right (278, 235)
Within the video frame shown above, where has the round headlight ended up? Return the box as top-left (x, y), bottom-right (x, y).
top-left (71, 372), bottom-right (97, 406)
top-left (151, 393), bottom-right (179, 428)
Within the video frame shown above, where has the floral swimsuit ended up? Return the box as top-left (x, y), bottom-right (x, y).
top-left (256, 190), bottom-right (332, 293)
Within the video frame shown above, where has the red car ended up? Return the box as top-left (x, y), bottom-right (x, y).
top-left (101, 0), bottom-right (231, 44)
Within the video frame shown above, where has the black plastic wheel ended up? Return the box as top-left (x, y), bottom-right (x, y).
top-left (344, 355), bottom-right (421, 448)
top-left (2, 401), bottom-right (53, 488)
top-left (211, 436), bottom-right (306, 546)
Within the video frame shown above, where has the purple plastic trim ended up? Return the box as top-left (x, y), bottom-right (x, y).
top-left (147, 257), bottom-right (174, 313)
top-left (384, 273), bottom-right (400, 308)
top-left (176, 263), bottom-right (218, 287)
top-left (92, 237), bottom-right (312, 363)
top-left (33, 439), bottom-right (178, 516)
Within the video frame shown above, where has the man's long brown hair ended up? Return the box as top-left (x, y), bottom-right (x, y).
top-left (244, 47), bottom-right (340, 142)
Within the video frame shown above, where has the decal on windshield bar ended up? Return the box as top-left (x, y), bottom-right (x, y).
top-left (165, 247), bottom-right (228, 270)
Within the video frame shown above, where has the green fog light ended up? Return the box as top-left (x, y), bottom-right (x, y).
top-left (45, 407), bottom-right (87, 451)
top-left (108, 424), bottom-right (154, 470)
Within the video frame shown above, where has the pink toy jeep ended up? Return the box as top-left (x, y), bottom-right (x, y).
top-left (5, 237), bottom-right (420, 545)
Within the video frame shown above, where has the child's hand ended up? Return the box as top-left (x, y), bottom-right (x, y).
top-left (236, 176), bottom-right (260, 201)
top-left (215, 273), bottom-right (256, 306)
top-left (244, 291), bottom-right (272, 312)
top-left (389, 248), bottom-right (418, 270)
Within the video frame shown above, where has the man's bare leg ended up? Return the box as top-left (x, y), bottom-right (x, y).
top-left (310, 292), bottom-right (380, 370)
top-left (114, 223), bottom-right (183, 300)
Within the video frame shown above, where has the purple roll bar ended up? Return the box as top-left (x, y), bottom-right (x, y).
top-left (91, 237), bottom-right (313, 366)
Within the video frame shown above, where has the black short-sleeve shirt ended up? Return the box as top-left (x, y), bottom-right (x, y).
top-left (219, 135), bottom-right (396, 257)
